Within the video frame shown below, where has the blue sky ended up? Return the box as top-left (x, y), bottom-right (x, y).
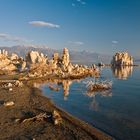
top-left (0, 0), bottom-right (140, 56)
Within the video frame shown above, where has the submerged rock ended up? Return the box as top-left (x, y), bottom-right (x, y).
top-left (85, 80), bottom-right (112, 92)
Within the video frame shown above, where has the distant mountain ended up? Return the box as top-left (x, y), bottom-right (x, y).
top-left (0, 45), bottom-right (112, 64)
top-left (0, 45), bottom-right (56, 58)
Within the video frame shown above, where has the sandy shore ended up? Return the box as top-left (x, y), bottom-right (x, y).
top-left (0, 80), bottom-right (113, 140)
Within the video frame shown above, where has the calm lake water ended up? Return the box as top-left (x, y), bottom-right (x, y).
top-left (41, 66), bottom-right (140, 140)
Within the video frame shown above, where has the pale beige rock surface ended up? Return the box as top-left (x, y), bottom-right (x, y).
top-left (111, 52), bottom-right (133, 66)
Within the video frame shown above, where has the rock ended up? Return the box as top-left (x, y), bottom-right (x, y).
top-left (0, 50), bottom-right (18, 71)
top-left (26, 51), bottom-right (47, 64)
top-left (9, 88), bottom-right (13, 91)
top-left (111, 52), bottom-right (133, 66)
top-left (20, 48), bottom-right (100, 79)
top-left (4, 64), bottom-right (17, 71)
top-left (53, 110), bottom-right (62, 125)
top-left (15, 80), bottom-right (23, 87)
top-left (62, 48), bottom-right (70, 67)
top-left (7, 83), bottom-right (12, 88)
top-left (14, 118), bottom-right (20, 123)
top-left (0, 49), bottom-right (8, 56)
top-left (4, 101), bottom-right (14, 107)
top-left (20, 61), bottom-right (26, 71)
top-left (53, 53), bottom-right (59, 64)
top-left (10, 53), bottom-right (19, 61)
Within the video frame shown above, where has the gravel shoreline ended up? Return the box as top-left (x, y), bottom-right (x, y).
top-left (0, 81), bottom-right (113, 140)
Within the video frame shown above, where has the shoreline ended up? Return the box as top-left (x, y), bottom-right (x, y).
top-left (0, 77), bottom-right (113, 140)
top-left (39, 88), bottom-right (113, 140)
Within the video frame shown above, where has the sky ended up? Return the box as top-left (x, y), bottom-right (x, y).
top-left (0, 0), bottom-right (140, 56)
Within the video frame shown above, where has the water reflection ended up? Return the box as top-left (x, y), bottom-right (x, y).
top-left (85, 90), bottom-right (112, 111)
top-left (111, 66), bottom-right (133, 80)
top-left (62, 80), bottom-right (72, 100)
top-left (34, 78), bottom-right (112, 110)
top-left (34, 79), bottom-right (77, 100)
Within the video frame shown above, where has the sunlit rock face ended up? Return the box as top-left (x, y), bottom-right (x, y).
top-left (0, 49), bottom-right (8, 57)
top-left (0, 49), bottom-right (27, 72)
top-left (111, 66), bottom-right (133, 80)
top-left (10, 53), bottom-right (19, 61)
top-left (62, 48), bottom-right (70, 67)
top-left (53, 53), bottom-right (59, 64)
top-left (26, 51), bottom-right (47, 64)
top-left (111, 52), bottom-right (133, 66)
top-left (0, 50), bottom-right (17, 71)
top-left (20, 61), bottom-right (27, 71)
top-left (21, 48), bottom-right (99, 79)
top-left (50, 53), bottom-right (60, 69)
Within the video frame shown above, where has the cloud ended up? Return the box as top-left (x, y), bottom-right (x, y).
top-left (76, 0), bottom-right (86, 5)
top-left (0, 34), bottom-right (7, 38)
top-left (72, 3), bottom-right (76, 7)
top-left (72, 0), bottom-right (86, 7)
top-left (68, 41), bottom-right (84, 46)
top-left (112, 40), bottom-right (118, 44)
top-left (29, 21), bottom-right (60, 28)
top-left (0, 33), bottom-right (32, 43)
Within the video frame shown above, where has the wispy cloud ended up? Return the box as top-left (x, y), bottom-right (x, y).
top-left (0, 33), bottom-right (32, 43)
top-left (77, 0), bottom-right (86, 5)
top-left (68, 41), bottom-right (84, 46)
top-left (29, 21), bottom-right (60, 28)
top-left (112, 40), bottom-right (118, 44)
top-left (72, 3), bottom-right (76, 7)
top-left (72, 0), bottom-right (86, 7)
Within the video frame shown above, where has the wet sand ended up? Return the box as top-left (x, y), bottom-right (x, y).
top-left (0, 81), bottom-right (113, 140)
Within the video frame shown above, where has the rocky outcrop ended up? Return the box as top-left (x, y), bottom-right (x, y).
top-left (111, 52), bottom-right (133, 66)
top-left (10, 53), bottom-right (19, 61)
top-left (0, 49), bottom-right (27, 73)
top-left (0, 48), bottom-right (99, 79)
top-left (26, 51), bottom-right (47, 65)
top-left (0, 50), bottom-right (17, 72)
top-left (0, 49), bottom-right (8, 57)
top-left (20, 61), bottom-right (27, 71)
top-left (62, 48), bottom-right (70, 67)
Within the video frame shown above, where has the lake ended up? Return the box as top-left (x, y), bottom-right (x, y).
top-left (41, 66), bottom-right (140, 140)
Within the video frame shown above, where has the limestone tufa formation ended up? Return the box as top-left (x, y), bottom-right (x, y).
top-left (62, 48), bottom-right (70, 67)
top-left (111, 52), bottom-right (133, 66)
top-left (0, 48), bottom-right (99, 79)
top-left (0, 49), bottom-right (27, 72)
top-left (26, 51), bottom-right (47, 64)
top-left (0, 49), bottom-right (17, 71)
